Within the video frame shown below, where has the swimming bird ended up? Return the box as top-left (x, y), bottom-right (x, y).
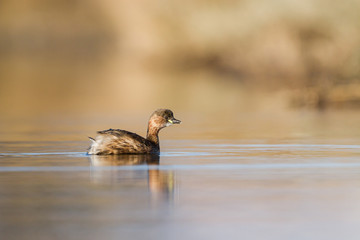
top-left (87, 109), bottom-right (181, 155)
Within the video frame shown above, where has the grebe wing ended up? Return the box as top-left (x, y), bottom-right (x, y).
top-left (88, 129), bottom-right (157, 154)
top-left (97, 129), bottom-right (147, 143)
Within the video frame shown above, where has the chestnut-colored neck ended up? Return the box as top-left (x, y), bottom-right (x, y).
top-left (146, 118), bottom-right (161, 145)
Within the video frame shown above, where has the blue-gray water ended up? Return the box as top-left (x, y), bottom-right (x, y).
top-left (1, 112), bottom-right (360, 240)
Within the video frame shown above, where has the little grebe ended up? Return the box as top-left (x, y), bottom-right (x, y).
top-left (87, 109), bottom-right (181, 155)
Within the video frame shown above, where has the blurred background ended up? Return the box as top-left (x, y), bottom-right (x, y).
top-left (2, 2), bottom-right (360, 239)
top-left (0, 0), bottom-right (360, 127)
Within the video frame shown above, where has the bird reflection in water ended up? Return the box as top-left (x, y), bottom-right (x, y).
top-left (88, 154), bottom-right (175, 204)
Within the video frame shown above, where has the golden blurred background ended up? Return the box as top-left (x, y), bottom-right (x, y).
top-left (1, 0), bottom-right (360, 118)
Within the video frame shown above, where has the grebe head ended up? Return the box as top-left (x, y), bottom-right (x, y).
top-left (149, 109), bottom-right (181, 130)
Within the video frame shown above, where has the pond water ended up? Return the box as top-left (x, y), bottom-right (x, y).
top-left (1, 112), bottom-right (360, 240)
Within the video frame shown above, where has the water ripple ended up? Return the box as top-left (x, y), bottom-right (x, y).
top-left (1, 162), bottom-right (360, 172)
top-left (0, 152), bottom-right (86, 157)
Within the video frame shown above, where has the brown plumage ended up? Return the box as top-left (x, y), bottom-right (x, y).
top-left (87, 109), bottom-right (181, 155)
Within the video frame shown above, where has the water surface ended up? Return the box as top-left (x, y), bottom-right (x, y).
top-left (1, 113), bottom-right (360, 240)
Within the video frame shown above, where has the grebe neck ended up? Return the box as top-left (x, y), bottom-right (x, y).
top-left (146, 120), bottom-right (160, 145)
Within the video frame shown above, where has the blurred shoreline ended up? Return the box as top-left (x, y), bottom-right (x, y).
top-left (1, 0), bottom-right (360, 117)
